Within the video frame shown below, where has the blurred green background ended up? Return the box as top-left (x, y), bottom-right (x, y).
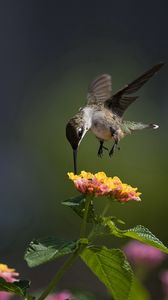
top-left (0, 1), bottom-right (168, 299)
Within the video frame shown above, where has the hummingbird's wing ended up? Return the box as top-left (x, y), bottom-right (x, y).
top-left (106, 62), bottom-right (164, 117)
top-left (87, 74), bottom-right (112, 104)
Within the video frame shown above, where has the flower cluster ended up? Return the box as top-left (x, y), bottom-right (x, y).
top-left (124, 241), bottom-right (166, 268)
top-left (68, 171), bottom-right (141, 202)
top-left (0, 264), bottom-right (19, 300)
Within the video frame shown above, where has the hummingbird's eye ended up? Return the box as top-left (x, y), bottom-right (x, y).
top-left (78, 127), bottom-right (84, 139)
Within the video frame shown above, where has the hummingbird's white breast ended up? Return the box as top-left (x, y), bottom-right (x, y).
top-left (83, 105), bottom-right (123, 142)
top-left (91, 109), bottom-right (113, 141)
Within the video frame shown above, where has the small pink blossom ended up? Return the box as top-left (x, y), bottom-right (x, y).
top-left (0, 264), bottom-right (19, 283)
top-left (160, 270), bottom-right (168, 297)
top-left (0, 292), bottom-right (13, 300)
top-left (124, 241), bottom-right (166, 268)
top-left (46, 290), bottom-right (73, 300)
top-left (0, 264), bottom-right (19, 300)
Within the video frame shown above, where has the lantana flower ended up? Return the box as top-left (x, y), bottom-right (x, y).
top-left (0, 264), bottom-right (19, 300)
top-left (46, 290), bottom-right (73, 300)
top-left (124, 241), bottom-right (166, 268)
top-left (68, 171), bottom-right (141, 202)
top-left (160, 270), bottom-right (168, 297)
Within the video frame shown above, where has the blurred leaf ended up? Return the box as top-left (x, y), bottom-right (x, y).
top-left (80, 246), bottom-right (133, 300)
top-left (14, 280), bottom-right (32, 297)
top-left (25, 237), bottom-right (78, 267)
top-left (62, 195), bottom-right (96, 223)
top-left (124, 225), bottom-right (168, 254)
top-left (129, 277), bottom-right (150, 300)
top-left (0, 278), bottom-right (31, 298)
top-left (73, 290), bottom-right (99, 300)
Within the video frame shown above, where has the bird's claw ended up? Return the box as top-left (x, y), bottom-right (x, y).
top-left (98, 148), bottom-right (103, 158)
top-left (98, 144), bottom-right (109, 158)
top-left (109, 145), bottom-right (115, 157)
top-left (109, 144), bottom-right (120, 157)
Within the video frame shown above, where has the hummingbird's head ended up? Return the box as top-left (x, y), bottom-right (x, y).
top-left (66, 109), bottom-right (91, 174)
top-left (66, 119), bottom-right (86, 150)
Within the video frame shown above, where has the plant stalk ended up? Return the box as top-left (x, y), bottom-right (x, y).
top-left (37, 196), bottom-right (92, 300)
top-left (37, 250), bottom-right (79, 300)
top-left (101, 199), bottom-right (111, 217)
top-left (79, 196), bottom-right (92, 238)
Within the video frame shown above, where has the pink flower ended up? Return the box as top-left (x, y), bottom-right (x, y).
top-left (46, 291), bottom-right (73, 300)
top-left (0, 264), bottom-right (19, 300)
top-left (0, 292), bottom-right (13, 300)
top-left (124, 241), bottom-right (166, 268)
top-left (160, 270), bottom-right (168, 297)
top-left (0, 264), bottom-right (19, 283)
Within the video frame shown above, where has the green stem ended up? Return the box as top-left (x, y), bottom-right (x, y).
top-left (37, 196), bottom-right (92, 300)
top-left (37, 250), bottom-right (79, 300)
top-left (79, 196), bottom-right (92, 238)
top-left (101, 199), bottom-right (111, 217)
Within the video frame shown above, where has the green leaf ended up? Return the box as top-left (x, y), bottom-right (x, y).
top-left (73, 290), bottom-right (99, 300)
top-left (62, 194), bottom-right (84, 206)
top-left (99, 218), bottom-right (168, 254)
top-left (25, 237), bottom-right (78, 267)
top-left (0, 278), bottom-right (31, 297)
top-left (129, 277), bottom-right (150, 300)
top-left (95, 217), bottom-right (124, 238)
top-left (62, 195), bottom-right (96, 223)
top-left (15, 280), bottom-right (31, 296)
top-left (124, 225), bottom-right (168, 254)
top-left (80, 246), bottom-right (133, 300)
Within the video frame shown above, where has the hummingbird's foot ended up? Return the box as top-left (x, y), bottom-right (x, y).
top-left (98, 141), bottom-right (109, 158)
top-left (109, 142), bottom-right (119, 157)
top-left (109, 144), bottom-right (115, 157)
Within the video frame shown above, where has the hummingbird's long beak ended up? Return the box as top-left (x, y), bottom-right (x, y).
top-left (73, 149), bottom-right (78, 174)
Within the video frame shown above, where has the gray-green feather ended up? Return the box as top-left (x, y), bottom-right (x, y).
top-left (121, 121), bottom-right (158, 134)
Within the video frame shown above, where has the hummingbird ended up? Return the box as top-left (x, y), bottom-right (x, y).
top-left (66, 63), bottom-right (164, 174)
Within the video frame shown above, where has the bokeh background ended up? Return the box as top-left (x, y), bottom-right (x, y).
top-left (0, 1), bottom-right (168, 299)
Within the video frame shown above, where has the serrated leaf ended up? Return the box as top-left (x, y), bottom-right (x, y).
top-left (0, 278), bottom-right (30, 297)
top-left (62, 195), bottom-right (96, 223)
top-left (80, 246), bottom-right (133, 300)
top-left (124, 225), bottom-right (168, 254)
top-left (129, 277), bottom-right (150, 300)
top-left (25, 237), bottom-right (78, 267)
top-left (99, 218), bottom-right (168, 254)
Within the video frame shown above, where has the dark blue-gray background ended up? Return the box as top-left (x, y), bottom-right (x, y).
top-left (0, 1), bottom-right (168, 299)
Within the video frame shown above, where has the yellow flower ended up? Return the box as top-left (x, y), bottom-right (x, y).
top-left (94, 172), bottom-right (107, 181)
top-left (80, 171), bottom-right (94, 179)
top-left (0, 264), bottom-right (15, 273)
top-left (68, 171), bottom-right (141, 202)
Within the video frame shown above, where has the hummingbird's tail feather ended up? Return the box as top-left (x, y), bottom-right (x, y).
top-left (122, 121), bottom-right (159, 133)
top-left (149, 123), bottom-right (159, 129)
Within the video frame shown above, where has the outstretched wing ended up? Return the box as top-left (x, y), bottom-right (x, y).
top-left (87, 74), bottom-right (112, 104)
top-left (106, 62), bottom-right (164, 117)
